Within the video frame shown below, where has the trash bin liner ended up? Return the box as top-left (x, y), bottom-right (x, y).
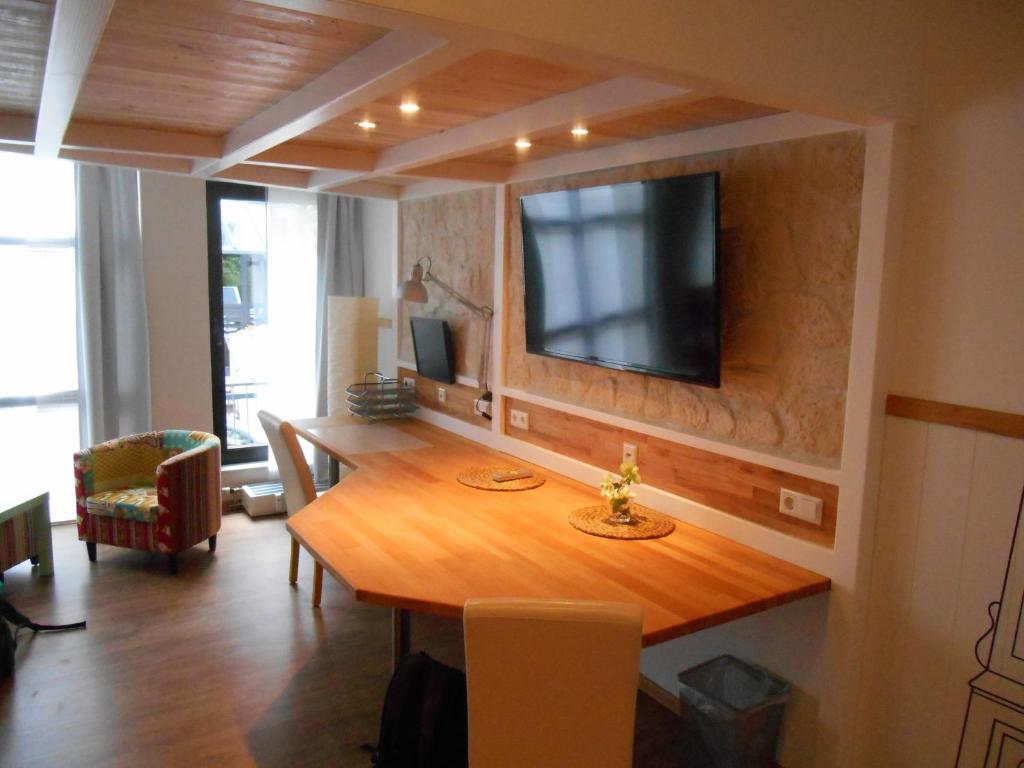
top-left (677, 654), bottom-right (790, 768)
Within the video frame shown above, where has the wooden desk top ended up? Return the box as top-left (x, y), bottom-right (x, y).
top-left (287, 419), bottom-right (830, 647)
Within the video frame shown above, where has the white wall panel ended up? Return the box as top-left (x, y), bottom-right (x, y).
top-left (858, 418), bottom-right (1024, 765)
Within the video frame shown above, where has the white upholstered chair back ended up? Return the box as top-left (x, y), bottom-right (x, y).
top-left (257, 410), bottom-right (316, 515)
top-left (463, 598), bottom-right (643, 768)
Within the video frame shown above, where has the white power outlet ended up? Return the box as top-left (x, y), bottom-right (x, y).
top-left (403, 377), bottom-right (416, 391)
top-left (622, 442), bottom-right (638, 466)
top-left (437, 386), bottom-right (447, 403)
top-left (779, 489), bottom-right (823, 525)
top-left (509, 409), bottom-right (529, 430)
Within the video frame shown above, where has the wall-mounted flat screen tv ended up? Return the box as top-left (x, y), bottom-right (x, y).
top-left (410, 316), bottom-right (456, 384)
top-left (521, 171), bottom-right (720, 387)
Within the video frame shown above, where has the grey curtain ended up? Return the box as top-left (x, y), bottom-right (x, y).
top-left (314, 193), bottom-right (364, 480)
top-left (75, 165), bottom-right (151, 447)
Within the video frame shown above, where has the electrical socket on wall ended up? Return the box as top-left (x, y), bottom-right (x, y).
top-left (402, 377), bottom-right (415, 391)
top-left (437, 386), bottom-right (446, 403)
top-left (779, 488), bottom-right (823, 525)
top-left (622, 442), bottom-right (638, 466)
top-left (509, 409), bottom-right (529, 430)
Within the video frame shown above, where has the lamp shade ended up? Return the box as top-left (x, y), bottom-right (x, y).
top-left (398, 262), bottom-right (429, 303)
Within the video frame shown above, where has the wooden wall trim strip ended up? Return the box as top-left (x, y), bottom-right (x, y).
top-left (504, 397), bottom-right (838, 548)
top-left (399, 366), bottom-right (482, 426)
top-left (886, 395), bottom-right (1024, 439)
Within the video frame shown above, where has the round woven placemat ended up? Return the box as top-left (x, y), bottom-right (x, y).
top-left (568, 504), bottom-right (675, 540)
top-left (457, 466), bottom-right (546, 491)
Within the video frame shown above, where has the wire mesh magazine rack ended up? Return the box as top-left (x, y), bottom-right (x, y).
top-left (346, 372), bottom-right (418, 421)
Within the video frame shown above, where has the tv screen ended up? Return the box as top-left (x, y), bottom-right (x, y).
top-left (410, 317), bottom-right (456, 384)
top-left (521, 172), bottom-right (720, 387)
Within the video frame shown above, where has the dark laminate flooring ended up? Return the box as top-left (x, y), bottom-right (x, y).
top-left (0, 513), bottom-right (685, 767)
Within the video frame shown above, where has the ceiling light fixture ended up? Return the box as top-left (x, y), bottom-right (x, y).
top-left (514, 138), bottom-right (532, 149)
top-left (571, 126), bottom-right (589, 137)
top-left (355, 119), bottom-right (377, 130)
top-left (399, 102), bottom-right (420, 114)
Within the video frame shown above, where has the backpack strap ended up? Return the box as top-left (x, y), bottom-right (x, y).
top-left (0, 599), bottom-right (86, 633)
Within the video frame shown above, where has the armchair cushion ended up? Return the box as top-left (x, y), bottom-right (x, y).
top-left (85, 487), bottom-right (160, 524)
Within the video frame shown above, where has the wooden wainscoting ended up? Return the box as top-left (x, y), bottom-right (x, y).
top-left (398, 366), bottom-right (483, 425)
top-left (503, 397), bottom-right (839, 547)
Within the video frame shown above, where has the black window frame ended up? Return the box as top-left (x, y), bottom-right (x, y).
top-left (206, 181), bottom-right (269, 465)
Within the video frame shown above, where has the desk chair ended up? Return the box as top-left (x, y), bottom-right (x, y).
top-left (463, 598), bottom-right (643, 768)
top-left (258, 411), bottom-right (324, 607)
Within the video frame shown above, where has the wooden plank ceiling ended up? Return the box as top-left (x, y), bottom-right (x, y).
top-left (0, 0), bottom-right (784, 198)
top-left (0, 0), bottom-right (54, 117)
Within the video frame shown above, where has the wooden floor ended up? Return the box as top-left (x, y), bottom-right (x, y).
top-left (0, 513), bottom-right (686, 767)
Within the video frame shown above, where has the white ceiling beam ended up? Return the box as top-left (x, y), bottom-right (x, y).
top-left (308, 77), bottom-right (686, 190)
top-left (34, 0), bottom-right (115, 157)
top-left (192, 31), bottom-right (473, 177)
top-left (248, 143), bottom-right (375, 172)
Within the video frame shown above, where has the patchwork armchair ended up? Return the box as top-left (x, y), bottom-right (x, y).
top-left (74, 431), bottom-right (222, 574)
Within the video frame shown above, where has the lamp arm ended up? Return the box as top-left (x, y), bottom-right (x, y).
top-left (414, 257), bottom-right (494, 391)
top-left (423, 270), bottom-right (493, 319)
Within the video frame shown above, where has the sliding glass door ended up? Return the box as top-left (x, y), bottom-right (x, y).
top-left (0, 153), bottom-right (80, 522)
top-left (206, 182), bottom-right (318, 465)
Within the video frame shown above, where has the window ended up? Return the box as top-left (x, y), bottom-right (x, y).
top-left (0, 151), bottom-right (79, 522)
top-left (206, 182), bottom-right (318, 465)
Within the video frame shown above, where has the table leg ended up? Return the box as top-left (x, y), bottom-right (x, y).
top-left (329, 456), bottom-right (340, 486)
top-left (392, 608), bottom-right (410, 670)
top-left (32, 493), bottom-right (54, 576)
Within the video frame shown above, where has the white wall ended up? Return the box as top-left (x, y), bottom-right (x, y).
top-left (856, 419), bottom-right (1024, 765)
top-left (139, 172), bottom-right (213, 432)
top-left (363, 197), bottom-right (398, 378)
top-left (889, 0), bottom-right (1024, 414)
top-left (853, 2), bottom-right (1024, 764)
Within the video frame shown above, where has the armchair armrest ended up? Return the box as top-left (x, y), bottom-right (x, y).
top-left (154, 437), bottom-right (222, 553)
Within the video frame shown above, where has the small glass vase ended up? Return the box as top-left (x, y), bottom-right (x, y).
top-left (610, 502), bottom-right (633, 525)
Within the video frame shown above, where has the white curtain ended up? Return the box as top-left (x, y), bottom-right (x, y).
top-left (75, 165), bottom-right (151, 446)
top-left (314, 193), bottom-right (364, 479)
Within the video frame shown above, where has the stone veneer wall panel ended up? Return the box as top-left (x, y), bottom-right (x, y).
top-left (398, 187), bottom-right (495, 382)
top-left (506, 131), bottom-right (865, 465)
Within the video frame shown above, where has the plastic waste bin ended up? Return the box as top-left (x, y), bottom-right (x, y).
top-left (677, 654), bottom-right (790, 768)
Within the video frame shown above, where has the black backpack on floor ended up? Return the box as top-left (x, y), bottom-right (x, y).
top-left (366, 652), bottom-right (469, 768)
top-left (1, 598), bottom-right (87, 680)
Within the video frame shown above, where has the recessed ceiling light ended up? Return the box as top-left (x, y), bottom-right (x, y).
top-left (515, 138), bottom-right (532, 149)
top-left (571, 126), bottom-right (589, 137)
top-left (399, 102), bottom-right (420, 114)
top-left (355, 119), bottom-right (377, 130)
